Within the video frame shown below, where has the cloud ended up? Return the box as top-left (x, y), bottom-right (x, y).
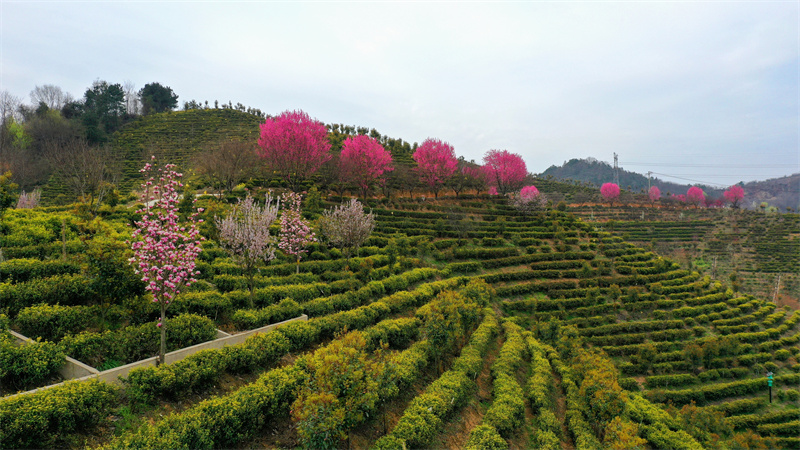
top-left (2, 1), bottom-right (797, 185)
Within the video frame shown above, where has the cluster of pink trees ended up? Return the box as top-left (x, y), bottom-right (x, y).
top-left (258, 110), bottom-right (533, 198)
top-left (599, 182), bottom-right (744, 210)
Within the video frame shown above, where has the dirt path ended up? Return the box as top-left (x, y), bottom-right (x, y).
top-left (551, 370), bottom-right (575, 450)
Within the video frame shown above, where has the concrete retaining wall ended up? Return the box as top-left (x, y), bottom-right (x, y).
top-left (4, 314), bottom-right (307, 397)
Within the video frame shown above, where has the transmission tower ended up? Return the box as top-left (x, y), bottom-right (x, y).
top-left (613, 153), bottom-right (619, 186)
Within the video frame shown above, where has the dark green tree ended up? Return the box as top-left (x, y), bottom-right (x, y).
top-left (82, 80), bottom-right (125, 143)
top-left (139, 82), bottom-right (178, 115)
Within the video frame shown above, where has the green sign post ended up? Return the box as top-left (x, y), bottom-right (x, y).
top-left (767, 371), bottom-right (773, 403)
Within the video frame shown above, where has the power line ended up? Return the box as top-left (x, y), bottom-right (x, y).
top-left (648, 171), bottom-right (728, 188)
top-left (621, 162), bottom-right (793, 169)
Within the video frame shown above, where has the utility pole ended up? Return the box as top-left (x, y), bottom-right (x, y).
top-left (647, 171), bottom-right (652, 191)
top-left (613, 153), bottom-right (619, 186)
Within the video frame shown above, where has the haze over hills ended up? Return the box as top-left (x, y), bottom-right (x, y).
top-left (541, 158), bottom-right (800, 211)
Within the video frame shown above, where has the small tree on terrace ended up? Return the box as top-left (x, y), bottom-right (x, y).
top-left (257, 110), bottom-right (331, 191)
top-left (600, 183), bottom-right (620, 206)
top-left (412, 138), bottom-right (458, 198)
top-left (723, 185), bottom-right (744, 209)
top-left (511, 185), bottom-right (547, 216)
top-left (216, 193), bottom-right (280, 306)
top-left (481, 149), bottom-right (527, 195)
top-left (128, 157), bottom-right (204, 366)
top-left (686, 186), bottom-right (705, 208)
top-left (319, 199), bottom-right (375, 263)
top-left (648, 186), bottom-right (661, 207)
top-left (279, 192), bottom-right (316, 274)
top-left (339, 134), bottom-right (393, 198)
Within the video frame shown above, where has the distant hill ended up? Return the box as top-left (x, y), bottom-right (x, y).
top-left (541, 158), bottom-right (799, 211)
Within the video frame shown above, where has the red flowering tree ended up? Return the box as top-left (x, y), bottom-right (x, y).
top-left (339, 135), bottom-right (394, 198)
top-left (279, 192), bottom-right (316, 274)
top-left (723, 185), bottom-right (744, 209)
top-left (648, 186), bottom-right (661, 206)
top-left (412, 138), bottom-right (458, 198)
top-left (482, 150), bottom-right (527, 195)
top-left (129, 157), bottom-right (204, 365)
top-left (686, 186), bottom-right (705, 208)
top-left (257, 110), bottom-right (332, 191)
top-left (600, 182), bottom-right (620, 206)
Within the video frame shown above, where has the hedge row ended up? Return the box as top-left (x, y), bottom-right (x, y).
top-left (116, 332), bottom-right (435, 449)
top-left (302, 267), bottom-right (441, 317)
top-left (483, 322), bottom-right (527, 437)
top-left (230, 299), bottom-right (304, 330)
top-left (0, 379), bottom-right (117, 449)
top-left (726, 410), bottom-right (799, 430)
top-left (0, 258), bottom-right (81, 283)
top-left (374, 309), bottom-right (499, 449)
top-left (1, 274), bottom-right (94, 316)
top-left (15, 303), bottom-right (95, 341)
top-left (124, 278), bottom-right (467, 403)
top-left (526, 337), bottom-right (554, 413)
top-left (1, 318), bottom-right (65, 390)
top-left (61, 313), bottom-right (217, 367)
top-left (645, 374), bottom-right (800, 405)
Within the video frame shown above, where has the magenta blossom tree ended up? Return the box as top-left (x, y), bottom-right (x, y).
top-left (257, 110), bottom-right (332, 191)
top-left (481, 150), bottom-right (527, 195)
top-left (648, 186), bottom-right (661, 206)
top-left (723, 185), bottom-right (744, 209)
top-left (216, 193), bottom-right (280, 305)
top-left (488, 186), bottom-right (498, 196)
top-left (512, 185), bottom-right (547, 215)
top-left (279, 192), bottom-right (316, 274)
top-left (600, 182), bottom-right (620, 206)
top-left (412, 138), bottom-right (458, 198)
top-left (686, 186), bottom-right (705, 208)
top-left (129, 157), bottom-right (204, 365)
top-left (339, 135), bottom-right (393, 198)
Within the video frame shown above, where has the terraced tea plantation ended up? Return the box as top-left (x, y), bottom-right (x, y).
top-left (1, 195), bottom-right (798, 449)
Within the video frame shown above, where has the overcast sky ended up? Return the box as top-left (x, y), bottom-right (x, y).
top-left (2, 1), bottom-right (798, 187)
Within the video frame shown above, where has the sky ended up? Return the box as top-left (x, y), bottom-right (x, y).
top-left (2, 1), bottom-right (798, 187)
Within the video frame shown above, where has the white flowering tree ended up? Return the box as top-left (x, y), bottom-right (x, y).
top-left (216, 193), bottom-right (280, 306)
top-left (319, 199), bottom-right (375, 263)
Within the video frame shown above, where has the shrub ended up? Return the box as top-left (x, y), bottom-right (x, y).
top-left (465, 424), bottom-right (508, 450)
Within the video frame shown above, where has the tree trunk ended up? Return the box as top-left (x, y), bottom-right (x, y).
top-left (159, 302), bottom-right (166, 366)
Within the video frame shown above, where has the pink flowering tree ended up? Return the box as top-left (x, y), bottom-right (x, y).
top-left (279, 192), bottom-right (316, 274)
top-left (339, 135), bottom-right (394, 198)
top-left (600, 182), bottom-right (620, 206)
top-left (648, 186), bottom-right (661, 207)
top-left (686, 186), bottom-right (705, 208)
top-left (488, 186), bottom-right (498, 196)
top-left (723, 185), bottom-right (744, 209)
top-left (482, 150), bottom-right (527, 195)
top-left (257, 110), bottom-right (332, 191)
top-left (412, 138), bottom-right (458, 198)
top-left (512, 185), bottom-right (547, 215)
top-left (129, 157), bottom-right (204, 365)
top-left (216, 193), bottom-right (280, 305)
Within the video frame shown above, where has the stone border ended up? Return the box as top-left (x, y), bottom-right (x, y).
top-left (5, 314), bottom-right (307, 397)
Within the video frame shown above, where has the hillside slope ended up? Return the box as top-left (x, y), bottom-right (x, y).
top-left (542, 158), bottom-right (799, 211)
